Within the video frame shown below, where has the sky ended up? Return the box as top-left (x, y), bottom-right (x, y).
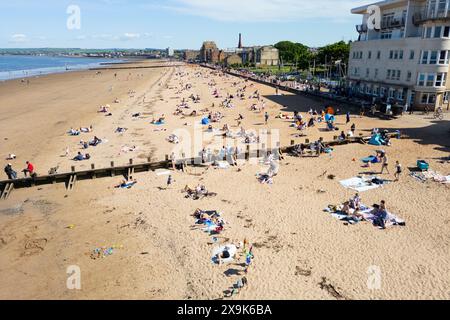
top-left (0, 0), bottom-right (369, 49)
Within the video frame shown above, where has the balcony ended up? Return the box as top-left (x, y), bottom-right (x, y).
top-left (356, 18), bottom-right (405, 34)
top-left (356, 24), bottom-right (368, 33)
top-left (413, 10), bottom-right (450, 25)
top-left (380, 18), bottom-right (406, 30)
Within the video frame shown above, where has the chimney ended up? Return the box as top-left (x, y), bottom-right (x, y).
top-left (238, 33), bottom-right (243, 49)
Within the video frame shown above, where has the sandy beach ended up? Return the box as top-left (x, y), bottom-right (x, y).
top-left (0, 60), bottom-right (449, 300)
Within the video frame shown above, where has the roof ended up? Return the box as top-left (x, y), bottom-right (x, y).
top-left (351, 0), bottom-right (408, 14)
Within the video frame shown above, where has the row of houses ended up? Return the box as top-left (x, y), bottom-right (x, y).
top-left (182, 34), bottom-right (280, 67)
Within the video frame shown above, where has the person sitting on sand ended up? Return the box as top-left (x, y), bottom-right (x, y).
top-left (350, 193), bottom-right (361, 210)
top-left (90, 136), bottom-right (102, 146)
top-left (339, 131), bottom-right (346, 141)
top-left (22, 161), bottom-right (35, 177)
top-left (98, 105), bottom-right (109, 113)
top-left (4, 163), bottom-right (17, 180)
top-left (69, 128), bottom-right (80, 136)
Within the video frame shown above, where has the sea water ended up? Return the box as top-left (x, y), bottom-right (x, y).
top-left (0, 55), bottom-right (123, 81)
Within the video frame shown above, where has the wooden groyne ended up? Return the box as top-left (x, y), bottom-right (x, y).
top-left (0, 133), bottom-right (398, 200)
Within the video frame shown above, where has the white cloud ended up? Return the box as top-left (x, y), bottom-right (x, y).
top-left (161, 0), bottom-right (368, 22)
top-left (120, 33), bottom-right (141, 41)
top-left (9, 34), bottom-right (28, 43)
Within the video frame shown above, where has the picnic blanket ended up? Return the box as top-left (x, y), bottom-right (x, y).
top-left (339, 176), bottom-right (389, 192)
top-left (410, 170), bottom-right (450, 184)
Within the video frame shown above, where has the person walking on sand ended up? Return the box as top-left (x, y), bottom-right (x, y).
top-left (394, 161), bottom-right (402, 181)
top-left (264, 112), bottom-right (269, 125)
top-left (380, 153), bottom-right (389, 174)
top-left (346, 111), bottom-right (351, 124)
top-left (167, 175), bottom-right (173, 189)
top-left (170, 152), bottom-right (177, 171)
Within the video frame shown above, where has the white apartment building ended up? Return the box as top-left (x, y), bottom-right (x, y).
top-left (348, 0), bottom-right (450, 110)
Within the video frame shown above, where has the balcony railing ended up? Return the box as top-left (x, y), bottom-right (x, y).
top-left (355, 18), bottom-right (405, 34)
top-left (413, 9), bottom-right (450, 24)
top-left (380, 18), bottom-right (406, 30)
top-left (356, 24), bottom-right (368, 33)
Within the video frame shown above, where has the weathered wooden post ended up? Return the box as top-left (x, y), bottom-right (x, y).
top-left (110, 161), bottom-right (115, 177)
top-left (91, 164), bottom-right (96, 179)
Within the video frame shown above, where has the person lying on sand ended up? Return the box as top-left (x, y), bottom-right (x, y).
top-left (115, 179), bottom-right (137, 189)
top-left (80, 126), bottom-right (93, 133)
top-left (73, 152), bottom-right (90, 161)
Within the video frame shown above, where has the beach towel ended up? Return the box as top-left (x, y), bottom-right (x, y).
top-left (339, 176), bottom-right (388, 192)
top-left (211, 245), bottom-right (237, 264)
top-left (155, 169), bottom-right (171, 176)
top-left (201, 118), bottom-right (210, 125)
top-left (362, 156), bottom-right (379, 164)
top-left (324, 205), bottom-right (405, 228)
top-left (152, 121), bottom-right (165, 126)
top-left (368, 134), bottom-right (385, 146)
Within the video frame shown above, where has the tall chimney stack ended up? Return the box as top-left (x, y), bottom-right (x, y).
top-left (238, 33), bottom-right (243, 49)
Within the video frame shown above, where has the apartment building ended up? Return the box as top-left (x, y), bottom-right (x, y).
top-left (348, 0), bottom-right (450, 110)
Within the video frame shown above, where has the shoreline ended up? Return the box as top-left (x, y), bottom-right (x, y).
top-left (0, 55), bottom-right (128, 81)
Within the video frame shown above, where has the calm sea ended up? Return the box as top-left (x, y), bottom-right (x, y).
top-left (0, 55), bottom-right (123, 81)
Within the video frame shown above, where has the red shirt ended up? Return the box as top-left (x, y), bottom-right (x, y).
top-left (27, 163), bottom-right (34, 173)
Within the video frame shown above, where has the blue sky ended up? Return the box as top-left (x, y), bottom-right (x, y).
top-left (0, 0), bottom-right (368, 49)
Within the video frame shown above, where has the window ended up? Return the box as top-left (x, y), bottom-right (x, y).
top-left (425, 27), bottom-right (432, 38)
top-left (375, 68), bottom-right (378, 78)
top-left (410, 50), bottom-right (415, 60)
top-left (399, 50), bottom-right (404, 59)
top-left (381, 31), bottom-right (392, 39)
top-left (444, 26), bottom-right (450, 37)
top-left (380, 87), bottom-right (386, 96)
top-left (387, 70), bottom-right (392, 79)
top-left (396, 70), bottom-right (401, 80)
top-left (434, 26), bottom-right (442, 38)
top-left (368, 51), bottom-right (372, 59)
top-left (389, 50), bottom-right (394, 59)
top-left (421, 51), bottom-right (429, 64)
top-left (421, 93), bottom-right (436, 104)
top-left (388, 88), bottom-right (395, 98)
top-left (407, 71), bottom-right (412, 81)
top-left (366, 68), bottom-right (370, 77)
top-left (435, 73), bottom-right (447, 86)
top-left (427, 74), bottom-right (435, 87)
top-left (443, 91), bottom-right (449, 102)
top-left (430, 51), bottom-right (438, 64)
top-left (439, 50), bottom-right (447, 64)
top-left (394, 51), bottom-right (399, 59)
top-left (374, 87), bottom-right (380, 96)
top-left (397, 90), bottom-right (405, 101)
top-left (418, 73), bottom-right (426, 86)
top-left (377, 51), bottom-right (381, 59)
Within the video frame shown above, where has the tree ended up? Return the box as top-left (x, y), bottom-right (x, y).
top-left (316, 41), bottom-right (350, 65)
top-left (274, 41), bottom-right (312, 70)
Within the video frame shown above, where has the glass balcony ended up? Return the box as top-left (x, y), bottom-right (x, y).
top-left (413, 9), bottom-right (450, 24)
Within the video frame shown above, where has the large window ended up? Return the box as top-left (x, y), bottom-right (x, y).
top-left (420, 93), bottom-right (436, 104)
top-left (421, 50), bottom-right (450, 64)
top-left (417, 72), bottom-right (448, 87)
top-left (381, 31), bottom-right (392, 39)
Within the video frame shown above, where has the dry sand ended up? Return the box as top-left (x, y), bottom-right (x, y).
top-left (0, 60), bottom-right (449, 300)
